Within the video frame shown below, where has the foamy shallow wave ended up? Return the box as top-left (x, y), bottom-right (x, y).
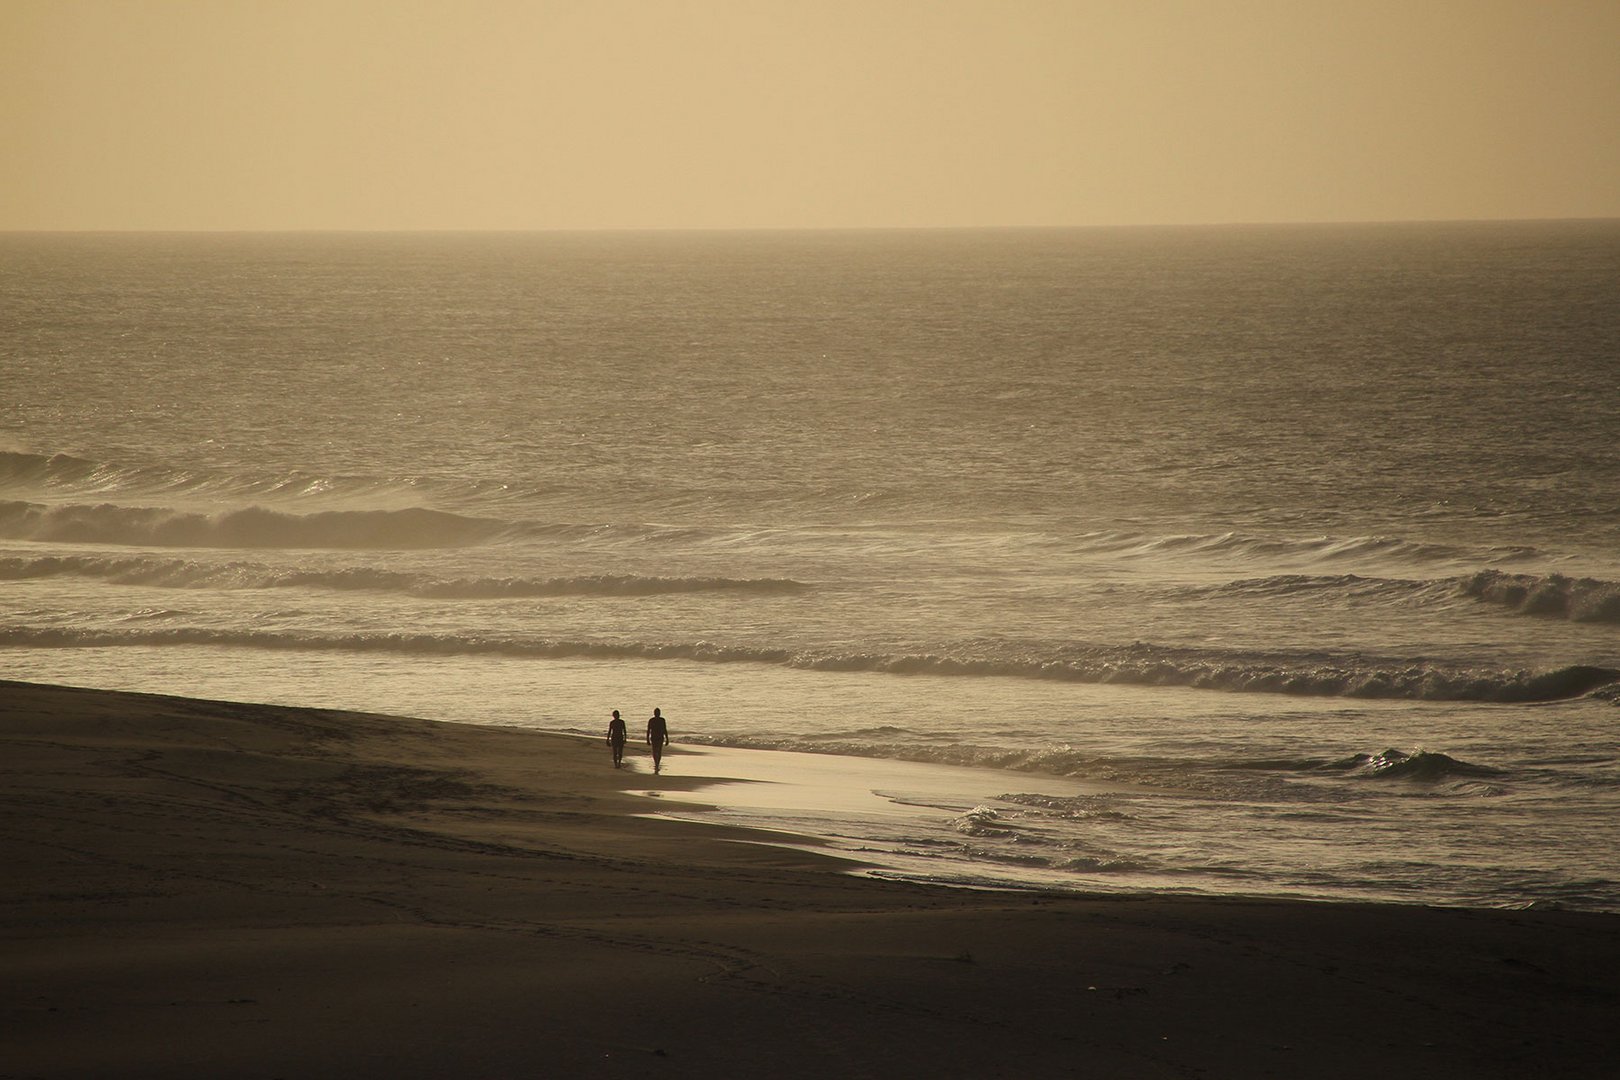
top-left (683, 735), bottom-right (1509, 794)
top-left (4, 623), bottom-right (1614, 704)
top-left (951, 806), bottom-right (1018, 839)
top-left (0, 554), bottom-right (809, 598)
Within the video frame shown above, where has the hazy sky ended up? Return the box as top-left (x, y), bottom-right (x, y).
top-left (4, 0), bottom-right (1618, 230)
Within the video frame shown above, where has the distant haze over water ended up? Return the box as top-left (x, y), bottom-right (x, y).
top-left (4, 223), bottom-right (1618, 909)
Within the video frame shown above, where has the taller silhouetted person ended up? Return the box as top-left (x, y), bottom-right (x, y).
top-left (645, 708), bottom-right (669, 773)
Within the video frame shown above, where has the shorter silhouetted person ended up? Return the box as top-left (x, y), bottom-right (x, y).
top-left (646, 708), bottom-right (669, 772)
top-left (606, 709), bottom-right (627, 768)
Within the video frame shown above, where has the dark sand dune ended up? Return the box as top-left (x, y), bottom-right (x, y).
top-left (4, 679), bottom-right (1617, 1078)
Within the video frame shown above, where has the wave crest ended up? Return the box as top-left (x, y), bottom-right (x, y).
top-left (1328, 749), bottom-right (1504, 782)
top-left (1067, 528), bottom-right (1543, 568)
top-left (0, 451), bottom-right (100, 489)
top-left (1460, 570), bottom-right (1620, 624)
top-left (0, 554), bottom-right (808, 598)
top-left (0, 449), bottom-right (450, 505)
top-left (0, 500), bottom-right (504, 550)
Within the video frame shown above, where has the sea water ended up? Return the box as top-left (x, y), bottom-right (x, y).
top-left (4, 224), bottom-right (1617, 910)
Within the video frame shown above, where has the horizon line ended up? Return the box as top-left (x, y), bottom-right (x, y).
top-left (4, 215), bottom-right (1618, 237)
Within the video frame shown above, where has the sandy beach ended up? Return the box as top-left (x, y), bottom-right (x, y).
top-left (4, 679), bottom-right (1617, 1079)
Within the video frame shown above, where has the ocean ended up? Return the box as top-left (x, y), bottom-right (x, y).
top-left (4, 223), bottom-right (1617, 911)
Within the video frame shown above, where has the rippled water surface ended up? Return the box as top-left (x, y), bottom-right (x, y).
top-left (4, 224), bottom-right (1618, 909)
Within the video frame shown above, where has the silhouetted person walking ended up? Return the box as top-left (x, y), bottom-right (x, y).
top-left (606, 709), bottom-right (627, 768)
top-left (646, 708), bottom-right (669, 772)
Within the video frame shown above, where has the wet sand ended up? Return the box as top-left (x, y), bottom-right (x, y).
top-left (3, 679), bottom-right (1617, 1078)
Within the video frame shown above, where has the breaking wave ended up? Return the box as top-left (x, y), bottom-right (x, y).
top-left (1179, 569), bottom-right (1620, 627)
top-left (2, 624), bottom-right (1614, 704)
top-left (803, 643), bottom-right (1620, 704)
top-left (0, 554), bottom-right (808, 598)
top-left (1460, 570), bottom-right (1620, 624)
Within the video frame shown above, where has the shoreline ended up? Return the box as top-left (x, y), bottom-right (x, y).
top-left (626, 739), bottom-right (1121, 890)
top-left (4, 678), bottom-right (1618, 1078)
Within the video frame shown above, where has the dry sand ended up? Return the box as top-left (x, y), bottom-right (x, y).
top-left (3, 678), bottom-right (1617, 1079)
